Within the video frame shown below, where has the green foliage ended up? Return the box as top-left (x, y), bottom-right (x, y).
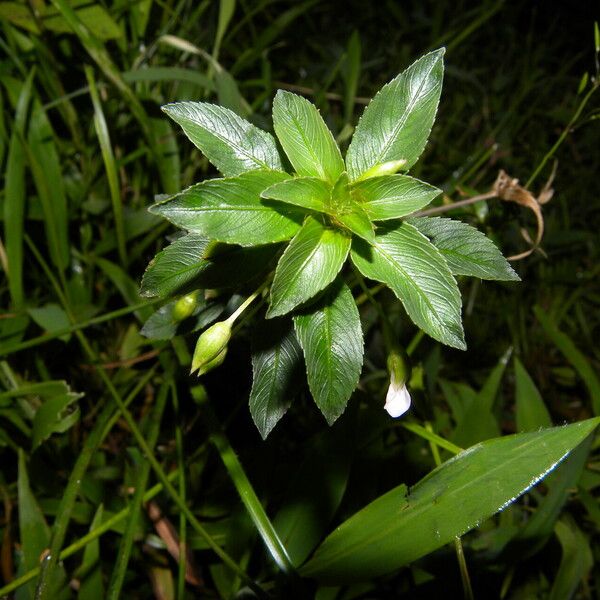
top-left (150, 48), bottom-right (516, 425)
top-left (1, 2), bottom-right (599, 599)
top-left (301, 419), bottom-right (599, 583)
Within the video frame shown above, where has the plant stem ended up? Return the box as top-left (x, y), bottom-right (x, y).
top-left (413, 190), bottom-right (496, 217)
top-left (226, 277), bottom-right (271, 326)
top-left (454, 537), bottom-right (475, 600)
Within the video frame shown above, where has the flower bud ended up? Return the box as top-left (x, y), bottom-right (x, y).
top-left (384, 349), bottom-right (412, 418)
top-left (356, 159), bottom-right (407, 182)
top-left (172, 291), bottom-right (200, 322)
top-left (191, 321), bottom-right (231, 375)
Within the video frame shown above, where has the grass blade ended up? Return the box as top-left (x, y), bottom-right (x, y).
top-left (3, 70), bottom-right (34, 308)
top-left (534, 305), bottom-right (600, 414)
top-left (84, 66), bottom-right (127, 266)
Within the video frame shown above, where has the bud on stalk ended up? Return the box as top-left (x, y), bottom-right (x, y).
top-left (191, 321), bottom-right (232, 376)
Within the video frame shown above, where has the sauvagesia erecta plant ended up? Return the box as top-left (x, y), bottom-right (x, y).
top-left (141, 48), bottom-right (519, 438)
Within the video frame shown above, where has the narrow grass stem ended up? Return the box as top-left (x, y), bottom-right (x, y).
top-left (172, 382), bottom-right (188, 599)
top-left (0, 299), bottom-right (163, 357)
top-left (200, 397), bottom-right (296, 575)
top-left (84, 67), bottom-right (127, 267)
top-left (106, 381), bottom-right (169, 599)
top-left (26, 237), bottom-right (264, 597)
top-left (525, 81), bottom-right (599, 188)
top-left (401, 422), bottom-right (463, 455)
top-left (0, 471), bottom-right (180, 597)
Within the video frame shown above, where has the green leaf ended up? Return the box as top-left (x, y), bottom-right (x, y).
top-left (150, 170), bottom-right (303, 246)
top-left (32, 390), bottom-right (83, 450)
top-left (351, 222), bottom-right (465, 349)
top-left (27, 304), bottom-right (71, 342)
top-left (268, 217), bottom-right (351, 318)
top-left (549, 518), bottom-right (593, 600)
top-left (261, 176), bottom-right (330, 212)
top-left (514, 357), bottom-right (551, 432)
top-left (294, 280), bottom-right (363, 424)
top-left (272, 90), bottom-right (345, 183)
top-left (77, 505), bottom-right (105, 600)
top-left (333, 202), bottom-right (375, 243)
top-left (351, 175), bottom-right (441, 220)
top-left (506, 437), bottom-right (591, 559)
top-left (327, 172), bottom-right (375, 242)
top-left (346, 49), bottom-right (444, 179)
top-left (141, 234), bottom-right (211, 298)
top-left (192, 244), bottom-right (282, 290)
top-left (18, 449), bottom-right (51, 600)
top-left (162, 101), bottom-right (283, 176)
top-left (249, 318), bottom-right (303, 439)
top-left (300, 418), bottom-right (600, 583)
top-left (17, 451), bottom-right (67, 599)
top-left (273, 413), bottom-right (355, 565)
top-left (534, 305), bottom-right (600, 414)
top-left (141, 237), bottom-right (281, 298)
top-left (452, 348), bottom-right (511, 447)
top-left (409, 217), bottom-right (519, 281)
top-left (141, 299), bottom-right (224, 341)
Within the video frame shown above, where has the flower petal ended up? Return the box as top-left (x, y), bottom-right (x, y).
top-left (384, 383), bottom-right (411, 418)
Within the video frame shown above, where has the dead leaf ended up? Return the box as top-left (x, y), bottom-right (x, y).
top-left (492, 163), bottom-right (556, 261)
top-left (146, 501), bottom-right (203, 588)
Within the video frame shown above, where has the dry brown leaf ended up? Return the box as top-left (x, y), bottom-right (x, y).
top-left (147, 501), bottom-right (203, 588)
top-left (492, 164), bottom-right (556, 261)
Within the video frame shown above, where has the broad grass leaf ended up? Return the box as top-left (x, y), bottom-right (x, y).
top-left (17, 451), bottom-right (67, 600)
top-left (301, 418), bottom-right (600, 583)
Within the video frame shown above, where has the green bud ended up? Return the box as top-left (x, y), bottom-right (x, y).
top-left (387, 347), bottom-right (411, 388)
top-left (191, 321), bottom-right (231, 375)
top-left (355, 159), bottom-right (407, 182)
top-left (172, 291), bottom-right (200, 322)
top-left (197, 347), bottom-right (227, 376)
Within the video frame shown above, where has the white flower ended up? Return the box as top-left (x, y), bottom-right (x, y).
top-left (384, 381), bottom-right (411, 418)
